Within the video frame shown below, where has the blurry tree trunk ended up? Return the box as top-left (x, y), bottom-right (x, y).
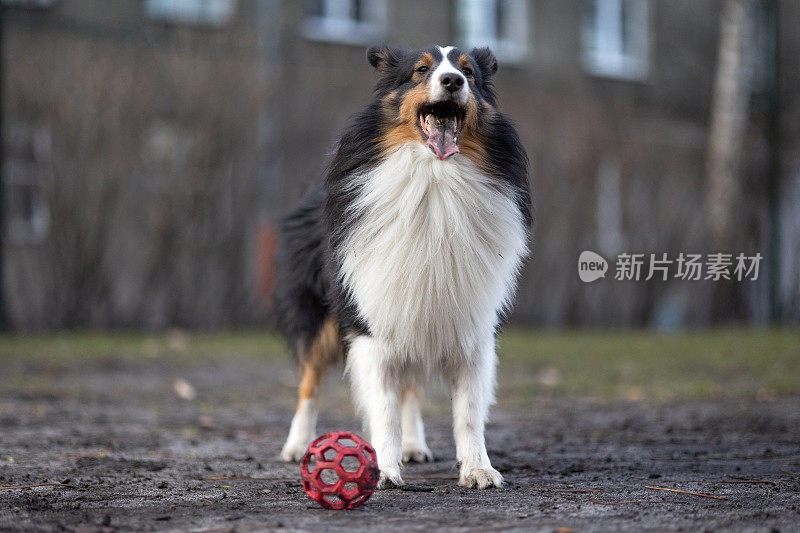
top-left (706, 0), bottom-right (752, 322)
top-left (706, 0), bottom-right (751, 251)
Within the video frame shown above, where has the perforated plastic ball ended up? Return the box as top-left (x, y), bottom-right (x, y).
top-left (299, 431), bottom-right (379, 510)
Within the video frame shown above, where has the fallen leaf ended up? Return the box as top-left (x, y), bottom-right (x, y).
top-left (538, 367), bottom-right (561, 387)
top-left (174, 378), bottom-right (197, 400)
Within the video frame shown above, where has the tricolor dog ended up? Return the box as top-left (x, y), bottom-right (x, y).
top-left (275, 44), bottom-right (531, 489)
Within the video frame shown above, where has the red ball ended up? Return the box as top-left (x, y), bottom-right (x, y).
top-left (300, 431), bottom-right (380, 510)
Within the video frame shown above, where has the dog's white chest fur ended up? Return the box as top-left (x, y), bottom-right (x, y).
top-left (339, 142), bottom-right (527, 362)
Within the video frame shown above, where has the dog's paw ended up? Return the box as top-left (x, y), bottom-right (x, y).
top-left (402, 443), bottom-right (433, 463)
top-left (280, 440), bottom-right (309, 462)
top-left (459, 465), bottom-right (503, 489)
top-left (377, 468), bottom-right (404, 489)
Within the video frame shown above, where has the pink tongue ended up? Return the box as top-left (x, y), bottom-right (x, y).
top-left (424, 114), bottom-right (459, 160)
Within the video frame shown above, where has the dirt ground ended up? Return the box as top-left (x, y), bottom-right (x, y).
top-left (1, 350), bottom-right (799, 532)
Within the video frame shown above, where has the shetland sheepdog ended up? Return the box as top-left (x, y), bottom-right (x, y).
top-left (274, 44), bottom-right (531, 489)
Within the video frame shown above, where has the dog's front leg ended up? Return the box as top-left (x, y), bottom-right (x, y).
top-left (450, 335), bottom-right (503, 489)
top-left (347, 335), bottom-right (403, 488)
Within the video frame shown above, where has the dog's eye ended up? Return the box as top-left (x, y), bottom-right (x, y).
top-left (416, 66), bottom-right (429, 73)
top-left (462, 67), bottom-right (473, 77)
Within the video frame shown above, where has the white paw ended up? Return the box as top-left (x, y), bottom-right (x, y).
top-left (377, 468), bottom-right (404, 489)
top-left (459, 465), bottom-right (503, 489)
top-left (280, 439), bottom-right (310, 462)
top-left (402, 443), bottom-right (433, 463)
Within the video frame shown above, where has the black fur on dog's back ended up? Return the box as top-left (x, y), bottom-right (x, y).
top-left (272, 185), bottom-right (331, 359)
top-left (273, 102), bottom-right (385, 362)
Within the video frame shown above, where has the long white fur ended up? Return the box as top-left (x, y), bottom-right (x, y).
top-left (429, 46), bottom-right (468, 105)
top-left (340, 141), bottom-right (528, 487)
top-left (401, 388), bottom-right (433, 463)
top-left (347, 335), bottom-right (404, 485)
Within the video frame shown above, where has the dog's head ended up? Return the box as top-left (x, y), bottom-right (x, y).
top-left (367, 44), bottom-right (499, 161)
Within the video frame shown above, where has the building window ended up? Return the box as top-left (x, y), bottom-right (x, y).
top-left (1, 0), bottom-right (55, 7)
top-left (4, 125), bottom-right (52, 245)
top-left (301, 0), bottom-right (387, 46)
top-left (582, 0), bottom-right (649, 80)
top-left (457, 0), bottom-right (528, 63)
top-left (4, 160), bottom-right (50, 245)
top-left (745, 0), bottom-right (776, 93)
top-left (145, 0), bottom-right (236, 27)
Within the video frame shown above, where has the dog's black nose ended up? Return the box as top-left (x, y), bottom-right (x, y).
top-left (440, 73), bottom-right (464, 92)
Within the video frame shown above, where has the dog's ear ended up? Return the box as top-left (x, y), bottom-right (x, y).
top-left (470, 47), bottom-right (498, 78)
top-left (367, 43), bottom-right (404, 71)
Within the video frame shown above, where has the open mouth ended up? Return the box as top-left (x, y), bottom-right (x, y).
top-left (418, 101), bottom-right (465, 160)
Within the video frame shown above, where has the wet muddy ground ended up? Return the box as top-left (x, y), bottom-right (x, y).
top-left (1, 353), bottom-right (799, 531)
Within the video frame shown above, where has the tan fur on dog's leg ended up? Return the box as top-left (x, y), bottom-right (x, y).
top-left (281, 318), bottom-right (341, 462)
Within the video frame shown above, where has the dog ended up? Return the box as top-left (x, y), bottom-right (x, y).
top-left (274, 44), bottom-right (531, 489)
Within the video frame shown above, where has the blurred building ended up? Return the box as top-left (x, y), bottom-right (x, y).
top-left (1, 0), bottom-right (798, 330)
